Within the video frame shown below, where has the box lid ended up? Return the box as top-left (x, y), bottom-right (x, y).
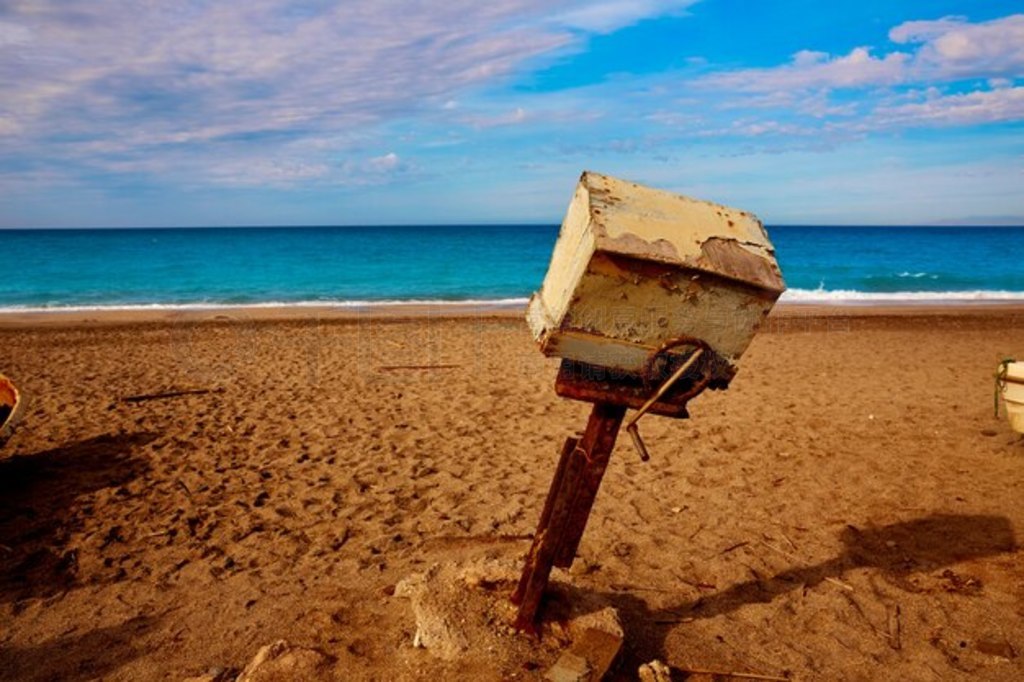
top-left (581, 171), bottom-right (784, 293)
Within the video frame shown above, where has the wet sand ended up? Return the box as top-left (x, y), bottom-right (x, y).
top-left (1, 306), bottom-right (1023, 680)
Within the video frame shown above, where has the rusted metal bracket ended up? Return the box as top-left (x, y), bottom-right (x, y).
top-left (511, 403), bottom-right (625, 631)
top-left (626, 347), bottom-right (704, 462)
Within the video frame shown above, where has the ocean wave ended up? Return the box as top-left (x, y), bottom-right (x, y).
top-left (781, 289), bottom-right (1024, 304)
top-left (0, 297), bottom-right (531, 314)
top-left (4, 290), bottom-right (1024, 313)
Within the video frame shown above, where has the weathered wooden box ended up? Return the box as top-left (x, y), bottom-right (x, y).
top-left (527, 171), bottom-right (785, 375)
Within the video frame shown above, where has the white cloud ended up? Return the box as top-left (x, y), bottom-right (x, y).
top-left (700, 13), bottom-right (1024, 95)
top-left (888, 16), bottom-right (968, 44)
top-left (0, 116), bottom-right (21, 135)
top-left (1, 2), bottom-right (1021, 224)
top-left (645, 110), bottom-right (702, 127)
top-left (699, 47), bottom-right (909, 93)
top-left (871, 86), bottom-right (1024, 127)
top-left (460, 106), bottom-right (530, 128)
top-left (685, 12), bottom-right (1024, 141)
top-left (0, 1), bottom-right (689, 186)
top-left (330, 151), bottom-right (417, 187)
top-left (180, 158), bottom-right (330, 187)
top-left (0, 20), bottom-right (32, 47)
top-left (366, 152), bottom-right (401, 172)
top-left (731, 121), bottom-right (814, 137)
top-left (895, 14), bottom-right (1024, 79)
top-left (555, 0), bottom-right (698, 33)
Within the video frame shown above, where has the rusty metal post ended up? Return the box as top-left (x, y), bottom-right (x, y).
top-left (512, 402), bottom-right (626, 630)
top-left (552, 403), bottom-right (626, 567)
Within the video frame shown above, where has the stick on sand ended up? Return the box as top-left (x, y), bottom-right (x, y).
top-left (679, 667), bottom-right (790, 681)
top-left (120, 388), bottom-right (223, 403)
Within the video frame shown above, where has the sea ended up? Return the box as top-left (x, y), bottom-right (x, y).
top-left (1, 225), bottom-right (1022, 311)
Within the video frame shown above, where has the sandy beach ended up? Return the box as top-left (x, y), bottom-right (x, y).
top-left (1, 305), bottom-right (1023, 680)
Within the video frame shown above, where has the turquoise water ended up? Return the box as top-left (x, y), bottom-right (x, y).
top-left (770, 225), bottom-right (1024, 302)
top-left (0, 225), bottom-right (1022, 309)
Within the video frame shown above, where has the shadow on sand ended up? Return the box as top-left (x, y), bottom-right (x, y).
top-left (548, 513), bottom-right (1017, 679)
top-left (0, 431), bottom-right (156, 603)
top-left (0, 615), bottom-right (160, 682)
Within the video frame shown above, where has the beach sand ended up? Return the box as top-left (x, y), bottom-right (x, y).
top-left (1, 306), bottom-right (1023, 680)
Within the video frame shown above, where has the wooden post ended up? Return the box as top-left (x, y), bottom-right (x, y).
top-left (512, 402), bottom-right (626, 630)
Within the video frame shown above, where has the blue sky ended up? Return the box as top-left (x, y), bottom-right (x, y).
top-left (1, 1), bottom-right (1022, 227)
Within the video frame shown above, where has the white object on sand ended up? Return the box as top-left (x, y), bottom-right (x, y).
top-left (1000, 361), bottom-right (1024, 434)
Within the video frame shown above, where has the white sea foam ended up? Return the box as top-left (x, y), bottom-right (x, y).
top-left (780, 289), bottom-right (1024, 304)
top-left (0, 298), bottom-right (531, 314)
top-left (3, 291), bottom-right (1024, 313)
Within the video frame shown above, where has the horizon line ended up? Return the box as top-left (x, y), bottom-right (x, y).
top-left (2, 222), bottom-right (1024, 231)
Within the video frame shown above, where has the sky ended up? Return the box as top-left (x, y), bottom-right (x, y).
top-left (1, 1), bottom-right (1022, 228)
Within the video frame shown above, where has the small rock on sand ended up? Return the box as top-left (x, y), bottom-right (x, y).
top-left (638, 659), bottom-right (672, 682)
top-left (235, 640), bottom-right (333, 682)
top-left (182, 667), bottom-right (233, 682)
top-left (544, 650), bottom-right (591, 682)
top-left (395, 559), bottom-right (520, 661)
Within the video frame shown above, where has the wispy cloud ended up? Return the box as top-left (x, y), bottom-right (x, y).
top-left (699, 13), bottom-right (1024, 94)
top-left (700, 48), bottom-right (909, 93)
top-left (459, 107), bottom-right (531, 129)
top-left (892, 14), bottom-right (1024, 79)
top-left (0, 3), bottom-right (1021, 226)
top-left (678, 12), bottom-right (1024, 143)
top-left (0, 1), bottom-right (695, 189)
top-left (871, 86), bottom-right (1024, 127)
top-left (555, 0), bottom-right (699, 33)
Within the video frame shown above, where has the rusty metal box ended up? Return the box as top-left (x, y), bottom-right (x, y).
top-left (527, 171), bottom-right (785, 374)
